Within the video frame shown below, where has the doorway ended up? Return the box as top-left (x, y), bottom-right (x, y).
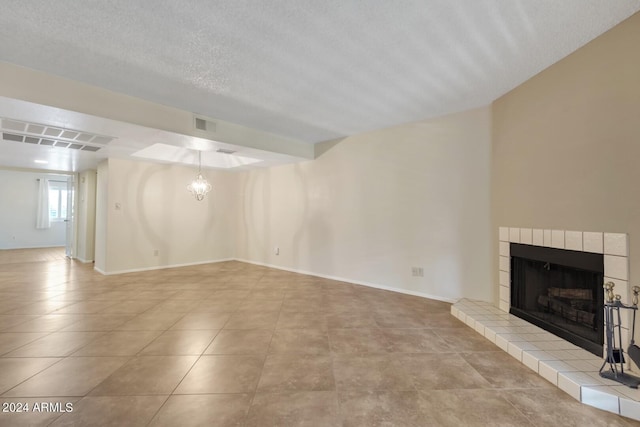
top-left (47, 176), bottom-right (75, 258)
top-left (0, 169), bottom-right (83, 260)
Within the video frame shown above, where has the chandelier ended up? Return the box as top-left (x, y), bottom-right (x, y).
top-left (187, 151), bottom-right (212, 201)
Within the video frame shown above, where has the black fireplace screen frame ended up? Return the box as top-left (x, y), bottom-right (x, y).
top-left (510, 243), bottom-right (604, 357)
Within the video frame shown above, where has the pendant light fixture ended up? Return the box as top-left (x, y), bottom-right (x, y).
top-left (187, 150), bottom-right (212, 201)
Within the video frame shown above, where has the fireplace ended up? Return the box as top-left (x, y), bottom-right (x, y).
top-left (510, 243), bottom-right (604, 356)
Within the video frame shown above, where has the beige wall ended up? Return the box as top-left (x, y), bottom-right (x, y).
top-left (492, 13), bottom-right (640, 300)
top-left (95, 158), bottom-right (236, 274)
top-left (236, 107), bottom-right (493, 302)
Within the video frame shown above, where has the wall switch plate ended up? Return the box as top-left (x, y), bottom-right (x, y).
top-left (412, 267), bottom-right (424, 277)
top-left (275, 247), bottom-right (280, 255)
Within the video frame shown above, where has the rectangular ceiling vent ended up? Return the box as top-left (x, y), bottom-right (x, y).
top-left (194, 116), bottom-right (216, 133)
top-left (3, 133), bottom-right (24, 142)
top-left (0, 117), bottom-right (116, 152)
top-left (2, 119), bottom-right (27, 132)
top-left (216, 148), bottom-right (236, 155)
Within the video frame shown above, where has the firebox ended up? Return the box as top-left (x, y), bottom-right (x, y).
top-left (510, 243), bottom-right (604, 357)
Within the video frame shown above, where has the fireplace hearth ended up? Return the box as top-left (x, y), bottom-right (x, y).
top-left (510, 243), bottom-right (604, 356)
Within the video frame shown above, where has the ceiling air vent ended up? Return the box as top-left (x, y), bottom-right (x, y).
top-left (61, 130), bottom-right (79, 139)
top-left (2, 119), bottom-right (26, 132)
top-left (91, 136), bottom-right (114, 145)
top-left (216, 148), bottom-right (236, 155)
top-left (27, 124), bottom-right (45, 134)
top-left (43, 128), bottom-right (62, 137)
top-left (81, 146), bottom-right (101, 152)
top-left (194, 116), bottom-right (216, 133)
top-left (3, 133), bottom-right (23, 142)
top-left (0, 117), bottom-right (115, 152)
top-left (75, 133), bottom-right (94, 142)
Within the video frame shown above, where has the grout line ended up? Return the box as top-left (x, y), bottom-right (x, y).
top-left (233, 272), bottom-right (270, 425)
top-left (5, 259), bottom-right (632, 423)
top-left (140, 395), bottom-right (172, 427)
top-left (452, 300), bottom-right (640, 421)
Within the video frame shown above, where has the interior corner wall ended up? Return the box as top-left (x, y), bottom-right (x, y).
top-left (94, 157), bottom-right (236, 274)
top-left (75, 169), bottom-right (97, 263)
top-left (0, 168), bottom-right (67, 249)
top-left (236, 107), bottom-right (493, 302)
top-left (492, 13), bottom-right (640, 301)
top-left (94, 161), bottom-right (108, 272)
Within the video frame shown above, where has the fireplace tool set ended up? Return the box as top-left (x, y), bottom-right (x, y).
top-left (599, 282), bottom-right (640, 387)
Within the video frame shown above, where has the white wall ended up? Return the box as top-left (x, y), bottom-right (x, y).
top-left (94, 161), bottom-right (108, 271)
top-left (95, 158), bottom-right (237, 274)
top-left (75, 169), bottom-right (97, 262)
top-left (88, 109), bottom-right (492, 302)
top-left (0, 169), bottom-right (67, 249)
top-left (236, 107), bottom-right (493, 302)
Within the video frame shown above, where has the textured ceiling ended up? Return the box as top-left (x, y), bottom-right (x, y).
top-left (1, 1), bottom-right (639, 143)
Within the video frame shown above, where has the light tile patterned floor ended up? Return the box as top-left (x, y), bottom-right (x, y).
top-left (0, 251), bottom-right (637, 426)
top-left (0, 247), bottom-right (67, 265)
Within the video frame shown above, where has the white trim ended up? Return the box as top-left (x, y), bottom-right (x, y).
top-left (92, 256), bottom-right (457, 303)
top-left (74, 257), bottom-right (94, 263)
top-left (94, 266), bottom-right (107, 275)
top-left (0, 244), bottom-right (65, 250)
top-left (94, 258), bottom-right (235, 276)
top-left (235, 258), bottom-right (457, 303)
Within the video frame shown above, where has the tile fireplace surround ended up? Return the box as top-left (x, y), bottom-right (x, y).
top-left (452, 227), bottom-right (640, 421)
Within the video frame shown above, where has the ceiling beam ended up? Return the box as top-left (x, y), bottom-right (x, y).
top-left (0, 62), bottom-right (314, 160)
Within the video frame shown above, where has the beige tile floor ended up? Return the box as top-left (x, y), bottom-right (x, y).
top-left (0, 248), bottom-right (638, 426)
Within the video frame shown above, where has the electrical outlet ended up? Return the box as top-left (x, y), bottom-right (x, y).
top-left (274, 247), bottom-right (280, 255)
top-left (411, 267), bottom-right (424, 277)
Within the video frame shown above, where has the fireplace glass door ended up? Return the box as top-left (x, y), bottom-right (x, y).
top-left (510, 243), bottom-right (604, 356)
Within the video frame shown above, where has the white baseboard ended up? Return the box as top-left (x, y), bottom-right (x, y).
top-left (74, 257), bottom-right (94, 264)
top-left (91, 256), bottom-right (456, 303)
top-left (93, 266), bottom-right (107, 275)
top-left (234, 258), bottom-right (457, 304)
top-left (0, 245), bottom-right (65, 250)
top-left (94, 258), bottom-right (235, 276)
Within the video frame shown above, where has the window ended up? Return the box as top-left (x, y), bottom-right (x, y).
top-left (48, 181), bottom-right (68, 221)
